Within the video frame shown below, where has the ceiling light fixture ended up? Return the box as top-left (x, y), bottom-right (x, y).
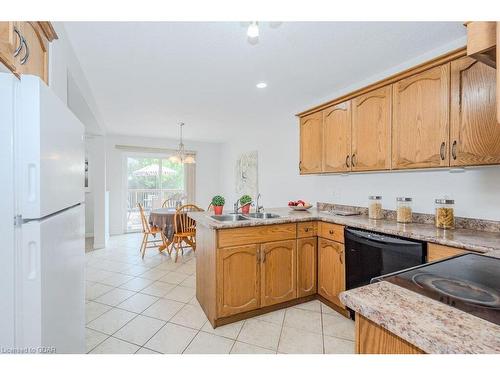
top-left (169, 122), bottom-right (196, 164)
top-left (256, 82), bottom-right (267, 89)
top-left (247, 22), bottom-right (259, 39)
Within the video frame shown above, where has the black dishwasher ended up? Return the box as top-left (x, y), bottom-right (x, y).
top-left (344, 227), bottom-right (426, 290)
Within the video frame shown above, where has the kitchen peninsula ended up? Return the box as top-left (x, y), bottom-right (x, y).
top-left (188, 206), bottom-right (500, 353)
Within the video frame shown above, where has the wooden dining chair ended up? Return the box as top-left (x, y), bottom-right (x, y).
top-left (162, 197), bottom-right (177, 209)
top-left (171, 204), bottom-right (204, 262)
top-left (138, 203), bottom-right (169, 259)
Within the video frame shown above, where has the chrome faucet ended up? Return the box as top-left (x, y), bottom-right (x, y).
top-left (233, 200), bottom-right (240, 214)
top-left (255, 193), bottom-right (264, 213)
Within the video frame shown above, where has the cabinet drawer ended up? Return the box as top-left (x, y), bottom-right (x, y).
top-left (297, 221), bottom-right (318, 238)
top-left (218, 224), bottom-right (297, 248)
top-left (319, 222), bottom-right (344, 243)
top-left (427, 243), bottom-right (468, 262)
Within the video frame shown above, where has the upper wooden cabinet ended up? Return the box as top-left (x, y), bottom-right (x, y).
top-left (260, 240), bottom-right (297, 307)
top-left (17, 22), bottom-right (49, 83)
top-left (216, 244), bottom-right (260, 317)
top-left (0, 21), bottom-right (56, 84)
top-left (392, 64), bottom-right (450, 169)
top-left (318, 237), bottom-right (345, 308)
top-left (0, 22), bottom-right (19, 73)
top-left (323, 101), bottom-right (352, 172)
top-left (299, 112), bottom-right (323, 174)
top-left (450, 57), bottom-right (500, 166)
top-left (351, 86), bottom-right (392, 171)
top-left (466, 21), bottom-right (496, 68)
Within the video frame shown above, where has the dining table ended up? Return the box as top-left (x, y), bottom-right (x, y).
top-left (149, 207), bottom-right (184, 244)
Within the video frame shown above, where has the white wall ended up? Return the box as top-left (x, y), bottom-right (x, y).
top-left (106, 134), bottom-right (222, 235)
top-left (49, 23), bottom-right (108, 247)
top-left (220, 38), bottom-right (500, 221)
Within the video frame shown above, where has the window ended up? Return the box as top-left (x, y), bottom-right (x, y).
top-left (125, 154), bottom-right (195, 232)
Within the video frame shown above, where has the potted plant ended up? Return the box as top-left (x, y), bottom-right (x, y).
top-left (239, 195), bottom-right (252, 214)
top-left (211, 195), bottom-right (225, 215)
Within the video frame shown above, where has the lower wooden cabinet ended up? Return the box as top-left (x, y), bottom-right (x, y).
top-left (217, 244), bottom-right (260, 317)
top-left (261, 240), bottom-right (297, 307)
top-left (427, 243), bottom-right (468, 263)
top-left (318, 237), bottom-right (345, 307)
top-left (355, 313), bottom-right (424, 354)
top-left (297, 237), bottom-right (317, 297)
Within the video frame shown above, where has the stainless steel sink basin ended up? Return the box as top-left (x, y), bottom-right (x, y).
top-left (245, 213), bottom-right (281, 219)
top-left (211, 214), bottom-right (249, 222)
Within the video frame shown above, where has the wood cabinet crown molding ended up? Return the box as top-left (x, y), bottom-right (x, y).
top-left (37, 22), bottom-right (58, 41)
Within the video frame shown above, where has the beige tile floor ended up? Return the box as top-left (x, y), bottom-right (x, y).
top-left (85, 233), bottom-right (355, 354)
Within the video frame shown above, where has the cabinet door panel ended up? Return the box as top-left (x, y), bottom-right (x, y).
top-left (299, 112), bottom-right (323, 174)
top-left (323, 101), bottom-right (351, 172)
top-left (352, 86), bottom-right (391, 171)
top-left (18, 22), bottom-right (48, 83)
top-left (0, 22), bottom-right (19, 72)
top-left (450, 57), bottom-right (500, 166)
top-left (392, 64), bottom-right (450, 169)
top-left (318, 238), bottom-right (345, 308)
top-left (217, 244), bottom-right (260, 317)
top-left (261, 240), bottom-right (297, 307)
top-left (297, 237), bottom-right (317, 297)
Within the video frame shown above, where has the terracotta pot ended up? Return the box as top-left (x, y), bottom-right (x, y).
top-left (213, 205), bottom-right (223, 215)
top-left (241, 204), bottom-right (251, 214)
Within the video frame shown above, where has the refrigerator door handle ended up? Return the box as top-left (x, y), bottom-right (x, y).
top-left (27, 163), bottom-right (37, 203)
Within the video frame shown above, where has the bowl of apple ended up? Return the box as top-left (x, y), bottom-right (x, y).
top-left (288, 200), bottom-right (313, 211)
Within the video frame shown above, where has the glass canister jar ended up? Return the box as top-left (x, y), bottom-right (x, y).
top-left (396, 197), bottom-right (413, 223)
top-left (435, 198), bottom-right (455, 229)
top-left (368, 196), bottom-right (383, 219)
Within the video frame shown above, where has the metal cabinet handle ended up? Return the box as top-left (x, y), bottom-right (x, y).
top-left (439, 142), bottom-right (446, 161)
top-left (352, 153), bottom-right (356, 167)
top-left (339, 251), bottom-right (344, 265)
top-left (13, 27), bottom-right (23, 57)
top-left (345, 155), bottom-right (350, 168)
top-left (304, 228), bottom-right (309, 232)
top-left (329, 229), bottom-right (334, 235)
top-left (20, 36), bottom-right (29, 65)
top-left (452, 140), bottom-right (457, 160)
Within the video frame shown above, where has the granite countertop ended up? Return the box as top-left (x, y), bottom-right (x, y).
top-left (189, 207), bottom-right (500, 253)
top-left (339, 281), bottom-right (500, 354)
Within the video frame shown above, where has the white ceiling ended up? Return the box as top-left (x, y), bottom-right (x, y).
top-left (63, 22), bottom-right (466, 142)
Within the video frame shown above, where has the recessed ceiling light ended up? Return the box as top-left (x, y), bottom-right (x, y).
top-left (256, 82), bottom-right (267, 89)
top-left (247, 22), bottom-right (259, 39)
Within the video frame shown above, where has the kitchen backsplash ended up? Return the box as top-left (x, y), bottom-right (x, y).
top-left (317, 202), bottom-right (500, 233)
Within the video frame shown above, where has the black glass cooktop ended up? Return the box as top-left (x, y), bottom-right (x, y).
top-left (374, 253), bottom-right (500, 325)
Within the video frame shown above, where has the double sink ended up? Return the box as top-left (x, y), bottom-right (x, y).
top-left (211, 212), bottom-right (281, 222)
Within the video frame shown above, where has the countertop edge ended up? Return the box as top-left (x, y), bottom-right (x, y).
top-left (188, 209), bottom-right (500, 254)
top-left (339, 281), bottom-right (500, 354)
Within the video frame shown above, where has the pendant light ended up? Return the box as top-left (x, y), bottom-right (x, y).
top-left (169, 122), bottom-right (195, 164)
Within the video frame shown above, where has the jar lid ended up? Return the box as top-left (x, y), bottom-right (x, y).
top-left (369, 195), bottom-right (382, 200)
top-left (396, 197), bottom-right (412, 202)
top-left (435, 198), bottom-right (454, 204)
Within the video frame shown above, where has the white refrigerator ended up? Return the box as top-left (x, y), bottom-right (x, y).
top-left (0, 73), bottom-right (85, 354)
